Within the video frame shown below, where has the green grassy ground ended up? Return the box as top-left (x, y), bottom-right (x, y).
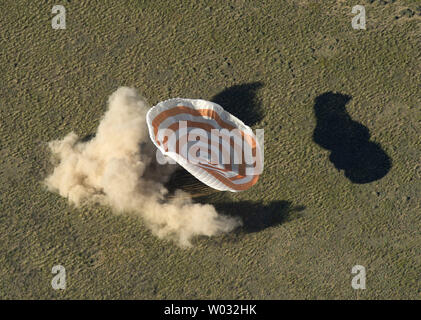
top-left (0, 0), bottom-right (420, 299)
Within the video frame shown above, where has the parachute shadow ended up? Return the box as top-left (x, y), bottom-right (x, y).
top-left (80, 133), bottom-right (96, 142)
top-left (165, 170), bottom-right (305, 234)
top-left (213, 200), bottom-right (305, 234)
top-left (312, 92), bottom-right (392, 184)
top-left (211, 82), bottom-right (263, 126)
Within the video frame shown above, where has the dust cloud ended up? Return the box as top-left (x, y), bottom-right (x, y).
top-left (45, 87), bottom-right (241, 247)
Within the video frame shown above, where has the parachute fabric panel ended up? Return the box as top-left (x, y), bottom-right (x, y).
top-left (146, 98), bottom-right (263, 192)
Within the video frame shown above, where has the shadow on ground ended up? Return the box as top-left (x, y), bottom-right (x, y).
top-left (80, 133), bottom-right (96, 142)
top-left (213, 200), bottom-right (305, 233)
top-left (166, 168), bottom-right (305, 235)
top-left (313, 92), bottom-right (392, 183)
top-left (211, 82), bottom-right (263, 126)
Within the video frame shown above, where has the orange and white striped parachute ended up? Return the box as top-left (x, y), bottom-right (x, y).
top-left (146, 98), bottom-right (263, 192)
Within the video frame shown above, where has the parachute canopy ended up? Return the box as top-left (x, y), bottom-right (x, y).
top-left (146, 98), bottom-right (263, 192)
